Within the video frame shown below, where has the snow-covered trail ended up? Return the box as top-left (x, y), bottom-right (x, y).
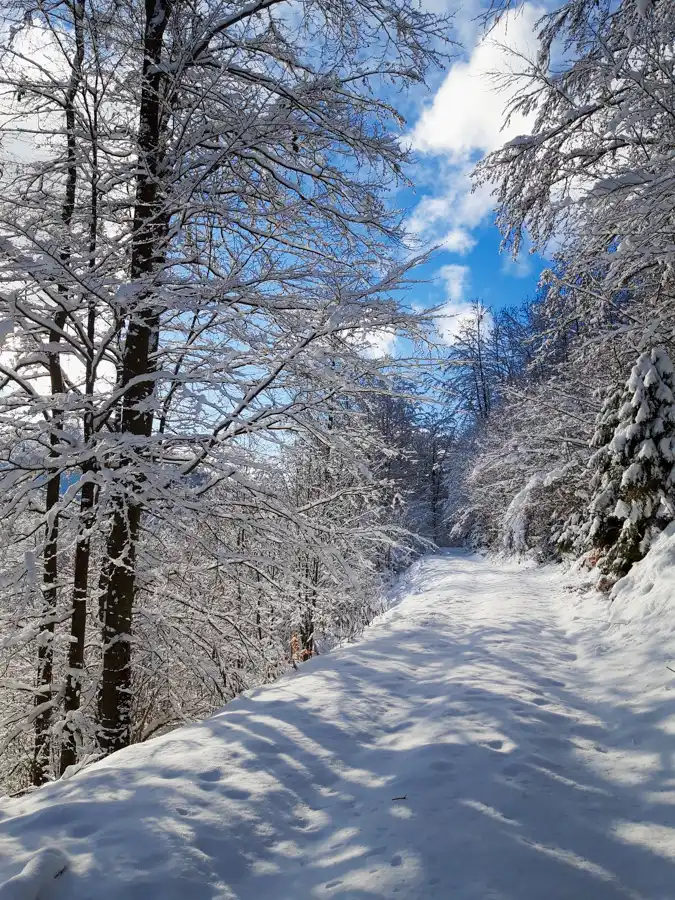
top-left (3, 551), bottom-right (675, 900)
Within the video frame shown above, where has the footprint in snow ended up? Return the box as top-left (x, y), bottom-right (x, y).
top-left (222, 787), bottom-right (251, 799)
top-left (386, 722), bottom-right (407, 734)
top-left (527, 754), bottom-right (565, 774)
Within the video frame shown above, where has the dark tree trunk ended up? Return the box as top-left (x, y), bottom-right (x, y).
top-left (98, 502), bottom-right (142, 752)
top-left (299, 557), bottom-right (319, 659)
top-left (33, 0), bottom-right (85, 779)
top-left (60, 478), bottom-right (96, 773)
top-left (32, 469), bottom-right (60, 786)
top-left (57, 0), bottom-right (90, 778)
top-left (299, 611), bottom-right (315, 658)
top-left (97, 0), bottom-right (170, 755)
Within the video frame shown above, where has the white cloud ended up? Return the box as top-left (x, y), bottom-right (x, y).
top-left (441, 228), bottom-right (476, 254)
top-left (408, 4), bottom-right (544, 256)
top-left (501, 253), bottom-right (534, 278)
top-left (360, 327), bottom-right (398, 359)
top-left (440, 263), bottom-right (470, 304)
top-left (412, 4), bottom-right (543, 159)
top-left (408, 165), bottom-right (493, 255)
top-left (436, 264), bottom-right (476, 342)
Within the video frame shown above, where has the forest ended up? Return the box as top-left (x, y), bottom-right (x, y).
top-left (1, 0), bottom-right (673, 797)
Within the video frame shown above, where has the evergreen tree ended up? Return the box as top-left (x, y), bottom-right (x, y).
top-left (557, 384), bottom-right (623, 557)
top-left (589, 349), bottom-right (675, 577)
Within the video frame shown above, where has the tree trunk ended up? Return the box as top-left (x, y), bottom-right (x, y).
top-left (60, 479), bottom-right (96, 773)
top-left (32, 470), bottom-right (60, 786)
top-left (56, 0), bottom-right (89, 778)
top-left (97, 0), bottom-right (169, 755)
top-left (98, 502), bottom-right (142, 753)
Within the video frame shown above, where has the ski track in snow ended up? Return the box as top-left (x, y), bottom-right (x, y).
top-left (3, 551), bottom-right (675, 899)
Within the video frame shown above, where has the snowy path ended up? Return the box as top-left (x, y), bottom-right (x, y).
top-left (3, 551), bottom-right (675, 899)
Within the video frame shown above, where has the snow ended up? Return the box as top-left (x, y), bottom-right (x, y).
top-left (636, 0), bottom-right (652, 20)
top-left (0, 848), bottom-right (68, 900)
top-left (611, 521), bottom-right (675, 628)
top-left (4, 551), bottom-right (675, 898)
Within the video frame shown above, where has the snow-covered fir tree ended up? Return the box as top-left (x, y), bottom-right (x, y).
top-left (556, 384), bottom-right (624, 557)
top-left (589, 349), bottom-right (675, 577)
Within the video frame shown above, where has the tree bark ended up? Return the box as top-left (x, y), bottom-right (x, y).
top-left (60, 478), bottom-right (96, 773)
top-left (97, 0), bottom-right (170, 755)
top-left (32, 470), bottom-right (60, 786)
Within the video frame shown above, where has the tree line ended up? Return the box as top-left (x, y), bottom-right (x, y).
top-left (0, 0), bottom-right (454, 792)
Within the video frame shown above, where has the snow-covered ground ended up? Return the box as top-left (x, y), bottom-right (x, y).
top-left (3, 550), bottom-right (675, 899)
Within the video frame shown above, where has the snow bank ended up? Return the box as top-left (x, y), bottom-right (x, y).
top-left (0, 848), bottom-right (68, 900)
top-left (610, 520), bottom-right (675, 628)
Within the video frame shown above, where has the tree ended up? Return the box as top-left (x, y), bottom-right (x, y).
top-left (365, 388), bottom-right (454, 548)
top-left (557, 383), bottom-right (624, 558)
top-left (447, 0), bottom-right (675, 561)
top-left (588, 348), bottom-right (675, 577)
top-left (478, 0), bottom-right (675, 347)
top-left (442, 292), bottom-right (603, 556)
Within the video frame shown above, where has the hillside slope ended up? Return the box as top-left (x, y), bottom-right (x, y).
top-left (2, 551), bottom-right (675, 899)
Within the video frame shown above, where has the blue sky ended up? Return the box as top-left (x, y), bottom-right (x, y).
top-left (397, 1), bottom-right (547, 339)
top-left (406, 227), bottom-right (543, 318)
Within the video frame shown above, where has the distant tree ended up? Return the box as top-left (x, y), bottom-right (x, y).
top-left (443, 294), bottom-right (602, 556)
top-left (363, 389), bottom-right (454, 550)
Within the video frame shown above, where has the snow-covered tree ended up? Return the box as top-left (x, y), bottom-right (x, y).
top-left (588, 348), bottom-right (675, 576)
top-left (365, 389), bottom-right (454, 548)
top-left (443, 293), bottom-right (605, 556)
top-left (479, 0), bottom-right (675, 347)
top-left (556, 384), bottom-right (624, 557)
top-left (451, 0), bottom-right (675, 563)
